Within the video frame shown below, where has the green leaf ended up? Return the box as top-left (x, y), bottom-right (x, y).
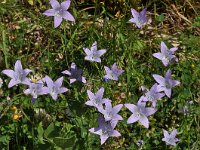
top-left (44, 122), bottom-right (55, 138)
top-left (37, 122), bottom-right (45, 144)
top-left (53, 136), bottom-right (75, 149)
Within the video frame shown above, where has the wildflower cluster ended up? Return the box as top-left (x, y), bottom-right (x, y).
top-left (0, 0), bottom-right (186, 148)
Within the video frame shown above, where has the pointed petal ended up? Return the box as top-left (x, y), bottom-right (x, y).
top-left (43, 9), bottom-right (56, 16)
top-left (113, 104), bottom-right (123, 114)
top-left (70, 78), bottom-right (76, 84)
top-left (24, 69), bottom-right (32, 76)
top-left (140, 8), bottom-right (147, 16)
top-left (62, 11), bottom-right (75, 22)
top-left (104, 66), bottom-right (111, 74)
top-left (153, 53), bottom-right (163, 60)
top-left (165, 88), bottom-right (171, 98)
top-left (62, 70), bottom-right (71, 76)
top-left (58, 87), bottom-right (68, 94)
top-left (81, 77), bottom-right (86, 83)
top-left (45, 75), bottom-right (54, 88)
top-left (24, 89), bottom-right (31, 95)
top-left (61, 0), bottom-right (70, 10)
top-left (97, 49), bottom-right (106, 56)
top-left (54, 16), bottom-right (62, 28)
top-left (170, 47), bottom-right (178, 53)
top-left (165, 69), bottom-right (172, 79)
top-left (14, 60), bottom-right (23, 72)
top-left (52, 94), bottom-right (58, 100)
top-left (55, 77), bottom-right (64, 87)
top-left (161, 41), bottom-right (168, 53)
top-left (87, 90), bottom-right (95, 101)
top-left (91, 41), bottom-right (97, 52)
top-left (85, 100), bottom-right (93, 106)
top-left (8, 79), bottom-right (18, 88)
top-left (111, 130), bottom-right (121, 137)
top-left (153, 74), bottom-right (165, 85)
top-left (100, 135), bottom-right (109, 145)
top-left (145, 108), bottom-right (157, 116)
top-left (170, 129), bottom-right (177, 138)
top-left (172, 80), bottom-right (180, 87)
top-left (83, 48), bottom-right (91, 55)
top-left (50, 0), bottom-right (60, 9)
top-left (131, 8), bottom-right (139, 18)
top-left (163, 129), bottom-right (169, 137)
top-left (127, 114), bottom-right (139, 124)
top-left (129, 18), bottom-right (137, 23)
top-left (139, 115), bottom-right (149, 128)
top-left (96, 87), bottom-right (104, 100)
top-left (125, 104), bottom-right (137, 113)
top-left (2, 70), bottom-right (14, 78)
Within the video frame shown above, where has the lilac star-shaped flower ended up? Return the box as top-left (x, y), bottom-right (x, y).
top-left (24, 80), bottom-right (48, 103)
top-left (125, 99), bottom-right (157, 128)
top-left (83, 41), bottom-right (106, 63)
top-left (162, 129), bottom-right (179, 146)
top-left (153, 69), bottom-right (180, 98)
top-left (45, 75), bottom-right (68, 100)
top-left (142, 83), bottom-right (165, 107)
top-left (43, 0), bottom-right (75, 28)
top-left (104, 63), bottom-right (124, 81)
top-left (89, 116), bottom-right (121, 145)
top-left (2, 60), bottom-right (32, 88)
top-left (85, 87), bottom-right (111, 110)
top-left (153, 42), bottom-right (178, 66)
top-left (129, 8), bottom-right (148, 28)
top-left (62, 62), bottom-right (86, 84)
top-left (98, 102), bottom-right (123, 127)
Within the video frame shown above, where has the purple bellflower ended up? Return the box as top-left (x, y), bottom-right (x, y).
top-left (153, 42), bottom-right (178, 66)
top-left (85, 87), bottom-right (111, 110)
top-left (62, 62), bottom-right (86, 84)
top-left (24, 80), bottom-right (48, 103)
top-left (98, 102), bottom-right (123, 127)
top-left (129, 8), bottom-right (148, 28)
top-left (2, 60), bottom-right (32, 88)
top-left (104, 63), bottom-right (124, 81)
top-left (43, 0), bottom-right (75, 28)
top-left (45, 75), bottom-right (68, 100)
top-left (142, 83), bottom-right (165, 107)
top-left (125, 98), bottom-right (157, 128)
top-left (89, 116), bottom-right (121, 145)
top-left (162, 129), bottom-right (179, 146)
top-left (153, 69), bottom-right (180, 98)
top-left (83, 41), bottom-right (106, 63)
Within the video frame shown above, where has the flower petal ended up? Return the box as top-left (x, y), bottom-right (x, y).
top-left (62, 11), bottom-right (75, 22)
top-left (43, 9), bottom-right (56, 16)
top-left (61, 0), bottom-right (71, 10)
top-left (2, 70), bottom-right (14, 78)
top-left (54, 16), bottom-right (62, 28)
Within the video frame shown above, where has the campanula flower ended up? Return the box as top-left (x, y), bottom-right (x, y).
top-left (162, 129), bottom-right (179, 146)
top-left (153, 42), bottom-right (178, 66)
top-left (104, 63), bottom-right (124, 81)
top-left (2, 60), bottom-right (32, 88)
top-left (43, 0), bottom-right (75, 28)
top-left (85, 87), bottom-right (111, 110)
top-left (89, 116), bottom-right (121, 145)
top-left (45, 75), bottom-right (68, 100)
top-left (24, 80), bottom-right (48, 103)
top-left (62, 62), bottom-right (86, 84)
top-left (125, 98), bottom-right (157, 128)
top-left (153, 69), bottom-right (180, 98)
top-left (142, 83), bottom-right (165, 107)
top-left (129, 8), bottom-right (148, 28)
top-left (98, 102), bottom-right (123, 127)
top-left (83, 41), bottom-right (106, 63)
